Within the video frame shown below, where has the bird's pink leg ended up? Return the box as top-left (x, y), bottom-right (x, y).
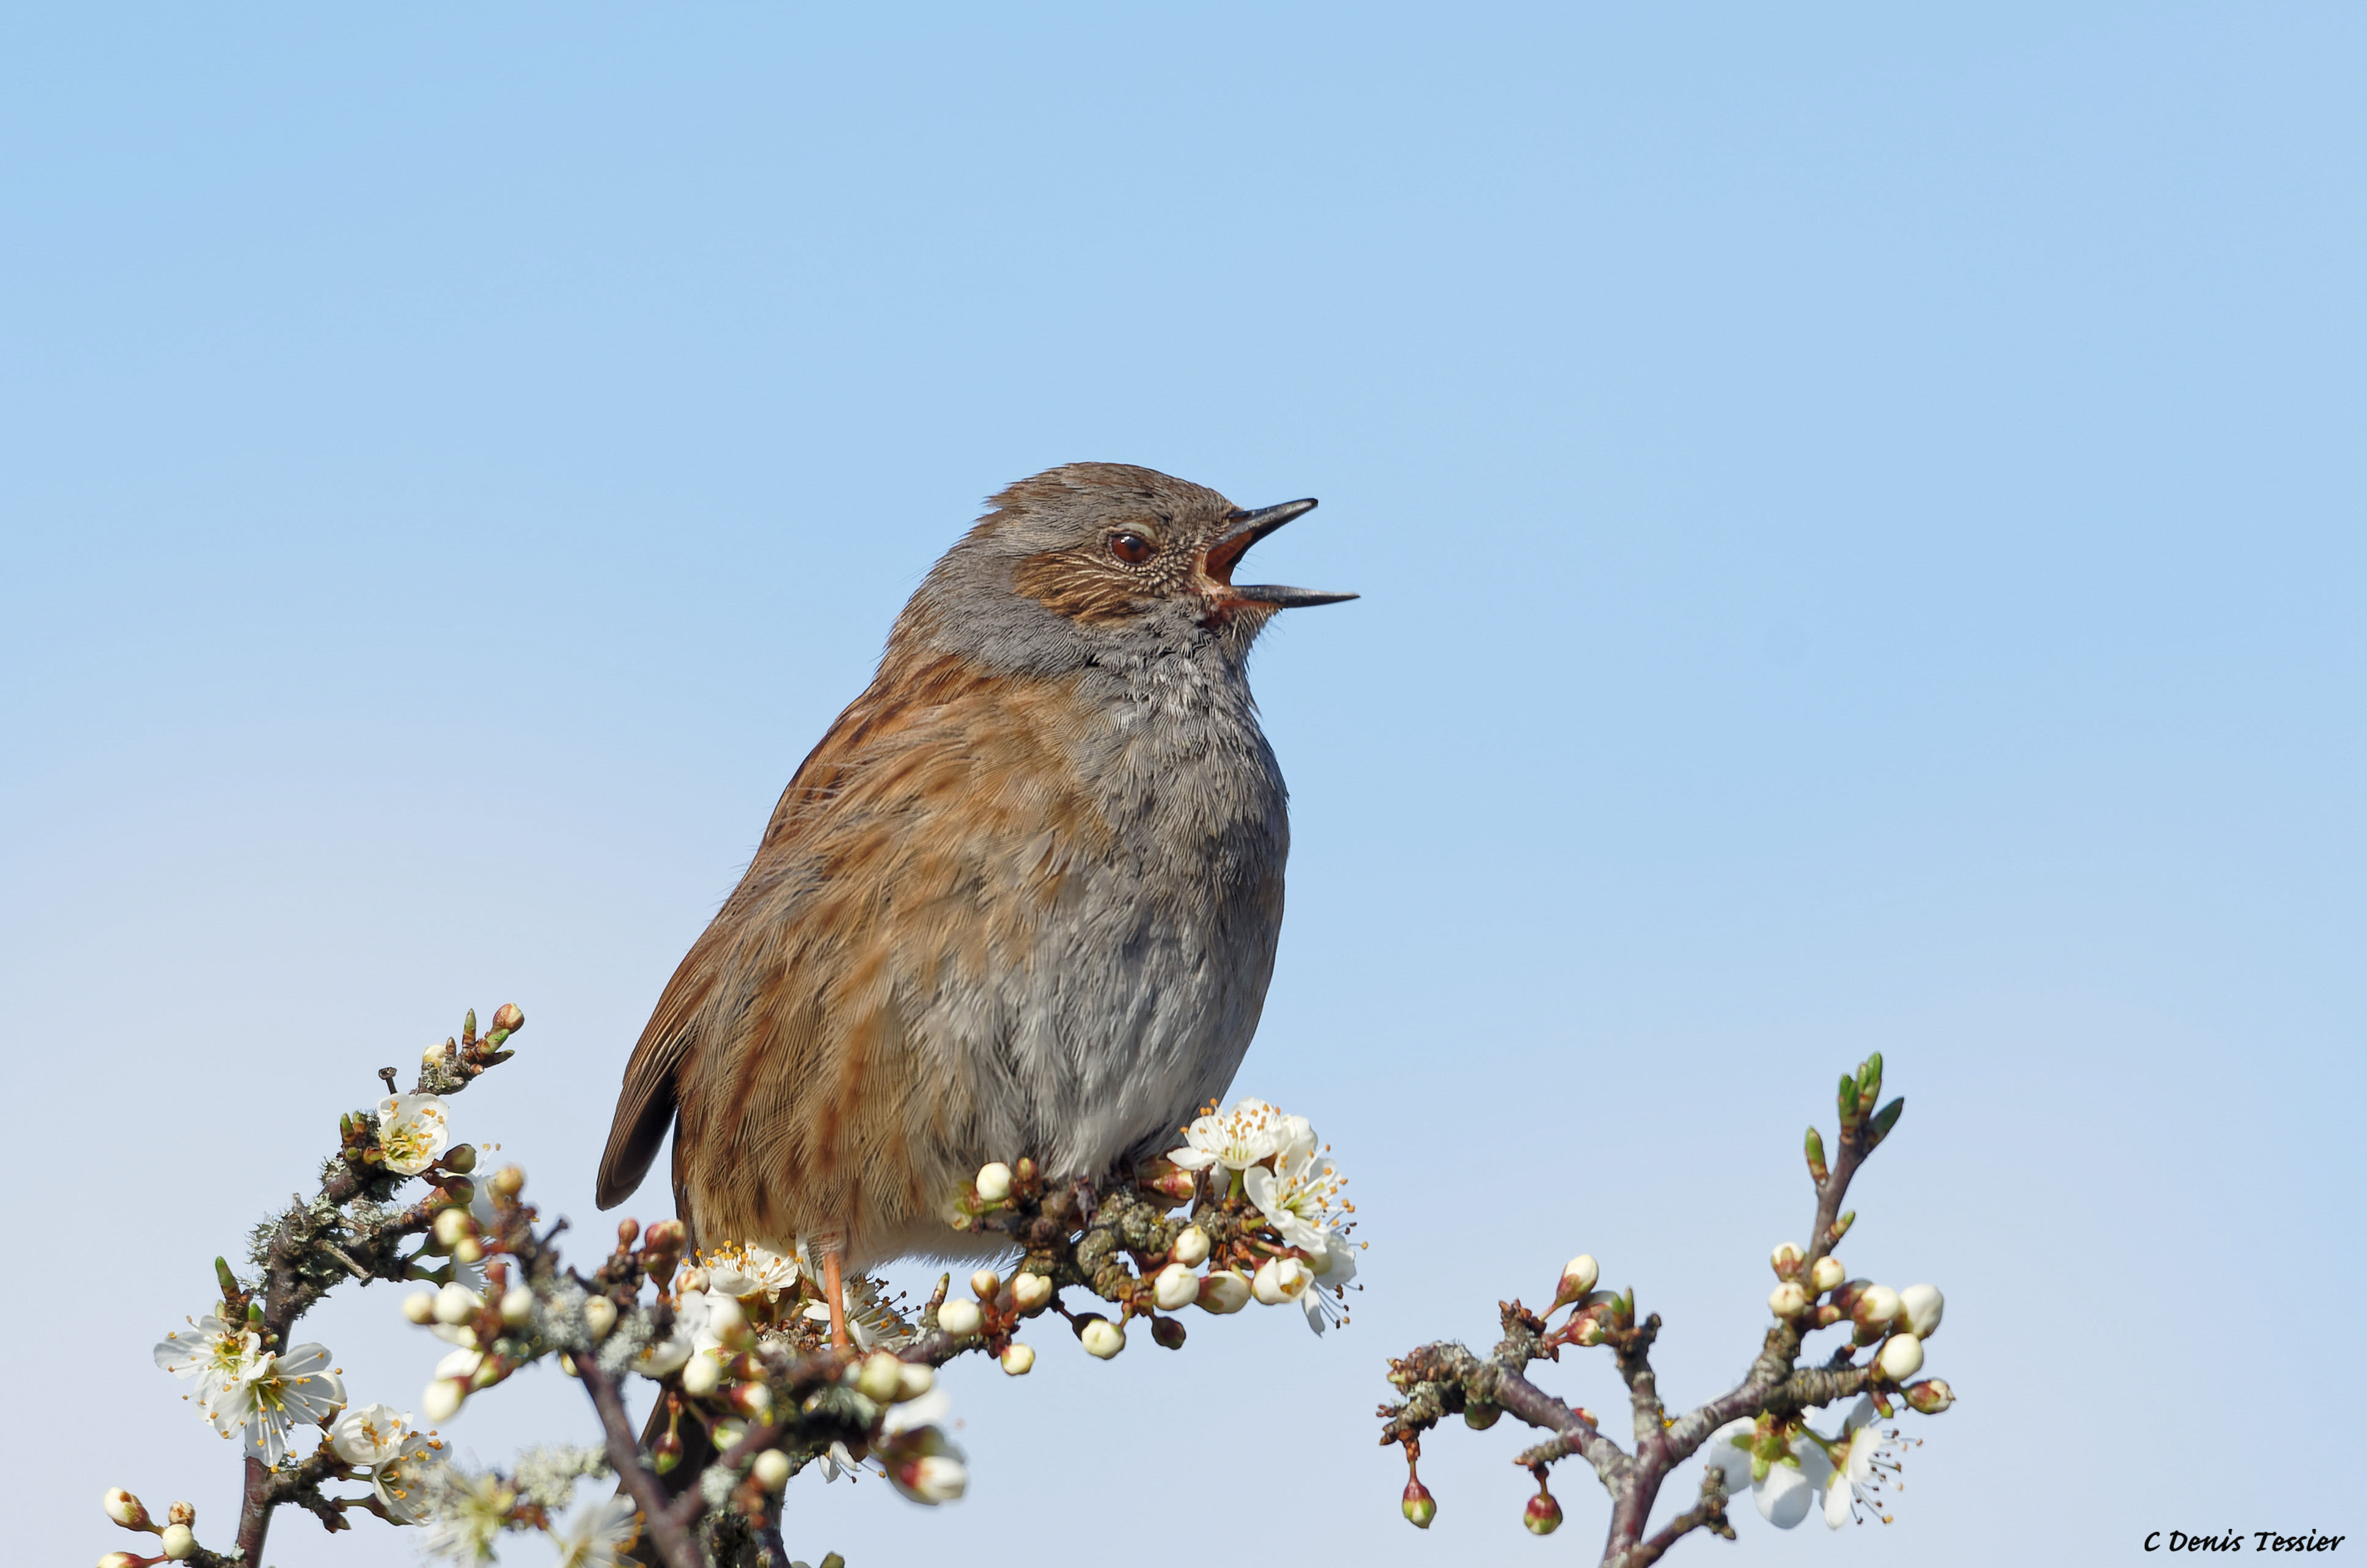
top-left (820, 1244), bottom-right (852, 1351)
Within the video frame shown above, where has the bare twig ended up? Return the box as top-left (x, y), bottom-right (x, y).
top-left (577, 1356), bottom-right (704, 1568)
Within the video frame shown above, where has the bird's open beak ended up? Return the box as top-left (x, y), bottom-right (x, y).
top-left (1203, 499), bottom-right (1358, 610)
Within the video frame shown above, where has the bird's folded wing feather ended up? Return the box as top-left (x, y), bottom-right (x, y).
top-left (595, 652), bottom-right (1103, 1215)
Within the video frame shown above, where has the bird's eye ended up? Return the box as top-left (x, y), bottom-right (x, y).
top-left (1108, 532), bottom-right (1155, 565)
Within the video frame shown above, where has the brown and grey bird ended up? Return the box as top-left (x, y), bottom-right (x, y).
top-left (596, 462), bottom-right (1353, 1341)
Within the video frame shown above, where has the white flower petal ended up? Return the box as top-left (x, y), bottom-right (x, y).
top-left (1754, 1461), bottom-right (1815, 1528)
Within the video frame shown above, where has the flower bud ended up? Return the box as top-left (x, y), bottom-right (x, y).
top-left (491, 1165), bottom-right (526, 1198)
top-left (433, 1283), bottom-right (480, 1325)
top-left (729, 1382), bottom-right (773, 1419)
top-left (1523, 1489), bottom-right (1564, 1536)
top-left (1767, 1281), bottom-right (1809, 1318)
top-left (897, 1362), bottom-right (934, 1400)
top-left (1898, 1283), bottom-right (1944, 1339)
top-left (650, 1427), bottom-right (683, 1474)
top-left (1769, 1241), bottom-right (1805, 1278)
top-left (99, 1555), bottom-right (139, 1568)
top-left (889, 1452), bottom-right (968, 1505)
top-left (1141, 1161), bottom-right (1197, 1205)
top-left (1572, 1314), bottom-right (1607, 1347)
top-left (159, 1524), bottom-right (196, 1560)
top-left (753, 1449), bottom-right (792, 1490)
top-left (499, 1287), bottom-right (536, 1328)
top-left (1001, 1342), bottom-right (1036, 1375)
top-left (1152, 1262), bottom-right (1200, 1311)
top-left (422, 1378), bottom-right (465, 1423)
top-left (452, 1235), bottom-right (485, 1265)
top-left (682, 1352), bottom-right (723, 1398)
top-left (706, 1295), bottom-right (749, 1349)
top-left (1809, 1256), bottom-right (1845, 1294)
top-left (1877, 1332), bottom-right (1924, 1382)
top-left (402, 1290), bottom-right (438, 1325)
top-left (1828, 1278), bottom-right (1869, 1317)
top-left (1463, 1401), bottom-right (1501, 1430)
top-left (970, 1268), bottom-right (1001, 1301)
top-left (856, 1351), bottom-right (903, 1403)
top-left (1150, 1314), bottom-right (1187, 1350)
top-left (1171, 1226), bottom-right (1212, 1268)
top-left (490, 1003), bottom-right (525, 1034)
top-left (1902, 1377), bottom-right (1955, 1415)
top-left (559, 1353), bottom-right (579, 1378)
top-left (1852, 1284), bottom-right (1901, 1331)
top-left (1010, 1273), bottom-right (1053, 1313)
top-left (1402, 1477), bottom-right (1437, 1529)
top-left (432, 1206), bottom-right (476, 1250)
top-left (937, 1298), bottom-right (983, 1337)
top-left (103, 1490), bottom-right (150, 1530)
top-left (974, 1161), bottom-right (1013, 1202)
top-left (443, 1143), bottom-right (479, 1174)
top-left (1555, 1254), bottom-right (1600, 1306)
top-left (166, 1503), bottom-right (193, 1528)
top-left (582, 1297), bottom-right (617, 1340)
top-left (1251, 1255), bottom-right (1309, 1305)
top-left (1196, 1270), bottom-right (1251, 1314)
top-left (1077, 1315), bottom-right (1125, 1358)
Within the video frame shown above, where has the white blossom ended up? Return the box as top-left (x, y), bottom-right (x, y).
top-left (208, 1342), bottom-right (346, 1467)
top-left (798, 1272), bottom-right (916, 1350)
top-left (698, 1242), bottom-right (804, 1303)
top-left (1820, 1397), bottom-right (1917, 1528)
top-left (1877, 1331), bottom-right (1924, 1381)
top-left (1166, 1097), bottom-right (1311, 1172)
top-left (374, 1431), bottom-right (447, 1524)
top-left (375, 1094), bottom-right (452, 1176)
top-left (1251, 1254), bottom-right (1310, 1306)
top-left (1300, 1231), bottom-right (1360, 1334)
top-left (631, 1331), bottom-right (694, 1379)
top-left (674, 1290), bottom-right (748, 1355)
top-left (1241, 1139), bottom-right (1347, 1253)
top-left (328, 1402), bottom-right (410, 1467)
top-left (154, 1314), bottom-right (255, 1409)
top-left (1704, 1418), bottom-right (1835, 1529)
top-left (548, 1494), bottom-right (642, 1568)
top-left (420, 1468), bottom-right (515, 1564)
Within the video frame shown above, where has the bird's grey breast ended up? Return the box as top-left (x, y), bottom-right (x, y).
top-left (940, 642), bottom-right (1289, 1178)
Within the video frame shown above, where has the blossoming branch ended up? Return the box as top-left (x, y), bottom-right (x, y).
top-left (1377, 1053), bottom-right (1955, 1567)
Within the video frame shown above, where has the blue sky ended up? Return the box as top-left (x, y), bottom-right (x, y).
top-left (5, 6), bottom-right (2360, 1563)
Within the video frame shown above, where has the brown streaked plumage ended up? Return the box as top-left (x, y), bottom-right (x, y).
top-left (597, 462), bottom-right (1353, 1331)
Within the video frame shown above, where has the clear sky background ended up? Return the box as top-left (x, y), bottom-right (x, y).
top-left (5, 6), bottom-right (2360, 1564)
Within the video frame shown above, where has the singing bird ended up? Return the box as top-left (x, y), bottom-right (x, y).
top-left (596, 462), bottom-right (1353, 1341)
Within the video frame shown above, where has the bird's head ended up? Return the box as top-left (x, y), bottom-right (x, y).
top-left (908, 462), bottom-right (1355, 673)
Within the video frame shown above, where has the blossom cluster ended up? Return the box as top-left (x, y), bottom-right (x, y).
top-left (1163, 1097), bottom-right (1360, 1333)
top-left (110, 1001), bottom-right (1365, 1568)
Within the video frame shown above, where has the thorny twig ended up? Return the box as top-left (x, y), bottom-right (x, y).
top-left (1377, 1054), bottom-right (1927, 1567)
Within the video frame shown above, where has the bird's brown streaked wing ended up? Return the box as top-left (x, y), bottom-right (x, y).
top-left (596, 927), bottom-right (725, 1209)
top-left (597, 671), bottom-right (905, 1212)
